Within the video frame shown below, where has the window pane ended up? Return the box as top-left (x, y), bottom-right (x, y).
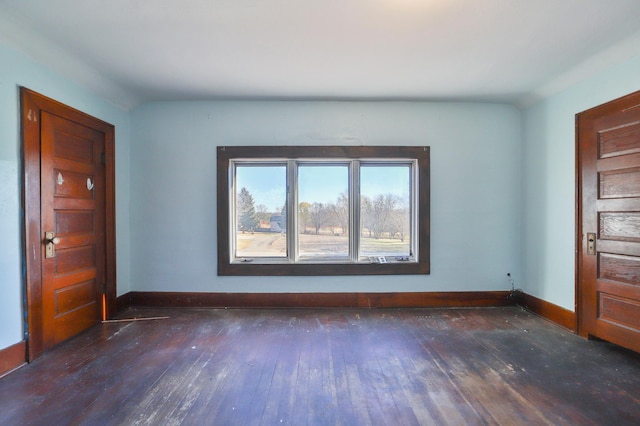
top-left (360, 165), bottom-right (411, 258)
top-left (298, 165), bottom-right (349, 258)
top-left (235, 165), bottom-right (287, 258)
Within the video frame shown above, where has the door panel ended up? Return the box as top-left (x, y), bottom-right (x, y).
top-left (578, 90), bottom-right (640, 353)
top-left (21, 88), bottom-right (116, 360)
top-left (598, 120), bottom-right (640, 157)
top-left (599, 253), bottom-right (640, 284)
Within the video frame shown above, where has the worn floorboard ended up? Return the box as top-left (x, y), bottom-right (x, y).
top-left (0, 307), bottom-right (639, 425)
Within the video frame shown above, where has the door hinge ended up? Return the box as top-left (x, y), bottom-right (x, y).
top-left (27, 109), bottom-right (38, 122)
top-left (100, 152), bottom-right (106, 164)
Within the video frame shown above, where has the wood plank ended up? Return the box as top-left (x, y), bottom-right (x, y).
top-left (1, 307), bottom-right (639, 425)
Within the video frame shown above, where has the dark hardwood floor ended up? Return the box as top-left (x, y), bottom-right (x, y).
top-left (1, 307), bottom-right (638, 425)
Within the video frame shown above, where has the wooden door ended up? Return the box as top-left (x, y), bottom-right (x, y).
top-left (41, 112), bottom-right (105, 348)
top-left (22, 88), bottom-right (117, 360)
top-left (577, 90), bottom-right (640, 353)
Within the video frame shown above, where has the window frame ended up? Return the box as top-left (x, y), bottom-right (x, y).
top-left (217, 146), bottom-right (430, 276)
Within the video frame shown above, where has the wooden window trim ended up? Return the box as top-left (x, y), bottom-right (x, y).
top-left (217, 146), bottom-right (430, 276)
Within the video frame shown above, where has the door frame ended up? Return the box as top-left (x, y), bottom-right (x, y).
top-left (21, 87), bottom-right (117, 361)
top-left (575, 89), bottom-right (640, 339)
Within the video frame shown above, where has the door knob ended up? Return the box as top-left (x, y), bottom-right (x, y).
top-left (45, 232), bottom-right (60, 258)
top-left (46, 235), bottom-right (60, 245)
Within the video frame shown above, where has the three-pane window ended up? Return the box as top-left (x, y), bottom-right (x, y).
top-left (217, 146), bottom-right (430, 276)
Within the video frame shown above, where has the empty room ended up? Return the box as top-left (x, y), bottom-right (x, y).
top-left (1, 1), bottom-right (640, 424)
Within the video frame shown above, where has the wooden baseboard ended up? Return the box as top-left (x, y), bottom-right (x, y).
top-left (119, 290), bottom-right (576, 332)
top-left (0, 340), bottom-right (27, 378)
top-left (514, 291), bottom-right (576, 332)
top-left (125, 291), bottom-right (513, 309)
top-left (116, 293), bottom-right (133, 313)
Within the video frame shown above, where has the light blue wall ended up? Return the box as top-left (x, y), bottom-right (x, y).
top-left (522, 55), bottom-right (640, 311)
top-left (3, 31), bottom-right (638, 356)
top-left (130, 101), bottom-right (523, 293)
top-left (0, 43), bottom-right (131, 351)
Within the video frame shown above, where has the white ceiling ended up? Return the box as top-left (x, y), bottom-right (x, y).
top-left (1, 0), bottom-right (640, 110)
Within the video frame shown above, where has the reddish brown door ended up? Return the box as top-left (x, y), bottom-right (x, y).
top-left (41, 112), bottom-right (105, 348)
top-left (22, 88), bottom-right (116, 360)
top-left (577, 90), bottom-right (640, 353)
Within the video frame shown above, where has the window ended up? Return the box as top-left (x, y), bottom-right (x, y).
top-left (217, 146), bottom-right (430, 275)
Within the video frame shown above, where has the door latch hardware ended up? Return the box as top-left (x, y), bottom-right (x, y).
top-left (45, 232), bottom-right (60, 259)
top-left (587, 232), bottom-right (596, 256)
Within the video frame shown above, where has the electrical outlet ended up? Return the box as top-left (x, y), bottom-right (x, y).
top-left (507, 273), bottom-right (515, 292)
